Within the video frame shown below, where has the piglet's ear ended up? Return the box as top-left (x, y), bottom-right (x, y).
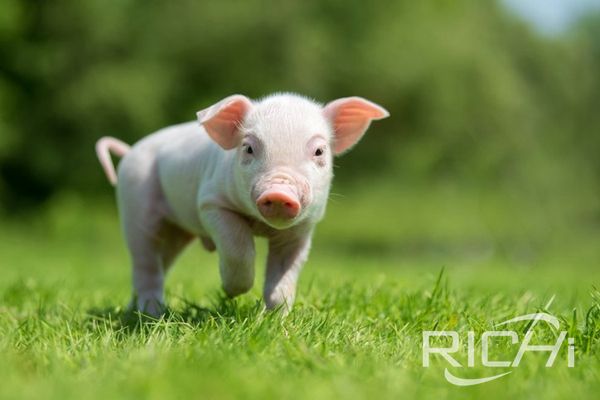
top-left (197, 94), bottom-right (253, 150)
top-left (323, 97), bottom-right (389, 155)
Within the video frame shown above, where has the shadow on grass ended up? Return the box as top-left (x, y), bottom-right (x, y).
top-left (84, 293), bottom-right (267, 337)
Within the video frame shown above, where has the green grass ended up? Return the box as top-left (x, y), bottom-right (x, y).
top-left (1, 182), bottom-right (599, 399)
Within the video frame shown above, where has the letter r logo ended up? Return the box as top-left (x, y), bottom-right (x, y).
top-left (423, 331), bottom-right (461, 367)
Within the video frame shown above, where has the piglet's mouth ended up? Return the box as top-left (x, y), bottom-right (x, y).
top-left (255, 184), bottom-right (302, 223)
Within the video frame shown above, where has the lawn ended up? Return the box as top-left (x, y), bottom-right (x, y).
top-left (1, 181), bottom-right (599, 399)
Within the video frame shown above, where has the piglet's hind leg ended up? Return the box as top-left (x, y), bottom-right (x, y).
top-left (117, 152), bottom-right (190, 317)
top-left (125, 222), bottom-right (192, 315)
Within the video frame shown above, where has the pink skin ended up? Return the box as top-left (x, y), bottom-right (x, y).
top-left (95, 137), bottom-right (131, 186)
top-left (96, 93), bottom-right (389, 317)
top-left (256, 186), bottom-right (301, 220)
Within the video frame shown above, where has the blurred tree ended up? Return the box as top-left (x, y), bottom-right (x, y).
top-left (0, 0), bottom-right (598, 212)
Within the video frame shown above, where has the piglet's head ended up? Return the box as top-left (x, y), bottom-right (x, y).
top-left (197, 93), bottom-right (389, 229)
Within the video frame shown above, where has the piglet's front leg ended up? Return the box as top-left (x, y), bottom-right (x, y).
top-left (200, 207), bottom-right (256, 297)
top-left (263, 230), bottom-right (312, 312)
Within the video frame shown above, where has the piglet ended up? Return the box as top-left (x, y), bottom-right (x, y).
top-left (96, 93), bottom-right (389, 316)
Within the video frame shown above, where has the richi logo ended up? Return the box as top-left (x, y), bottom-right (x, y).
top-left (422, 309), bottom-right (575, 386)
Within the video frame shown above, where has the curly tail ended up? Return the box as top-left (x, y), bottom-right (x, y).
top-left (95, 137), bottom-right (131, 186)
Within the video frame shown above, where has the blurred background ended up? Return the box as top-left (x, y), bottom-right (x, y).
top-left (1, 0), bottom-right (599, 290)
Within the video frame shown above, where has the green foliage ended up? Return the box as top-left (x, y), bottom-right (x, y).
top-left (0, 0), bottom-right (599, 211)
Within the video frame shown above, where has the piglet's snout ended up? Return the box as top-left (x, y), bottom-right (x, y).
top-left (256, 185), bottom-right (301, 220)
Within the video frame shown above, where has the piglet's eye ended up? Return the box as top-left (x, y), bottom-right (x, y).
top-left (314, 148), bottom-right (324, 156)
